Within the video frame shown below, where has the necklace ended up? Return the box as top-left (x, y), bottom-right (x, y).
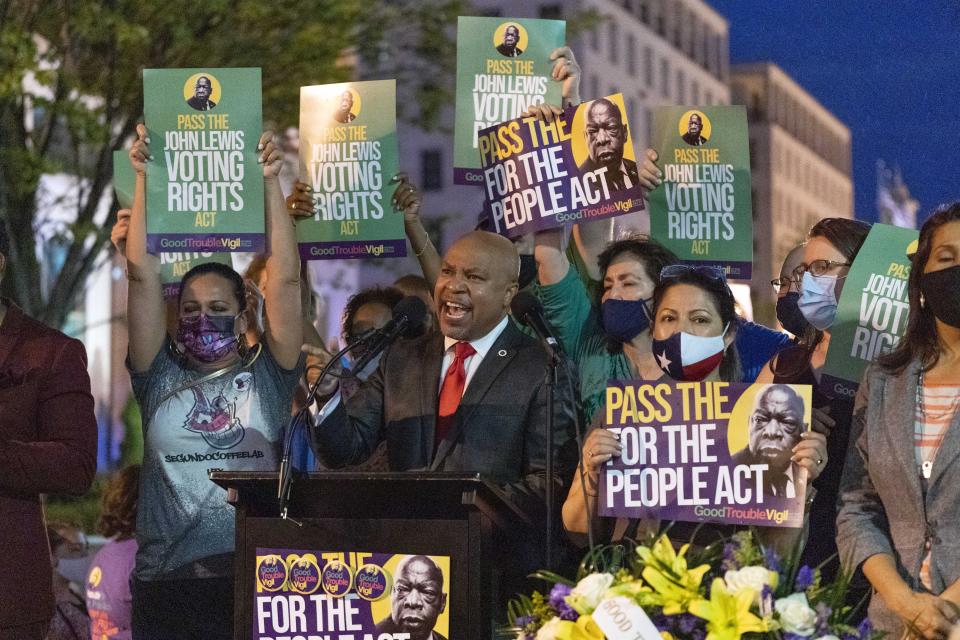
top-left (916, 368), bottom-right (960, 479)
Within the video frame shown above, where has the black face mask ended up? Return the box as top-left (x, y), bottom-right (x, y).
top-left (776, 291), bottom-right (808, 337)
top-left (518, 254), bottom-right (537, 289)
top-left (921, 265), bottom-right (960, 328)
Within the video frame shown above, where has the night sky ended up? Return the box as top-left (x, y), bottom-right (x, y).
top-left (709, 1), bottom-right (960, 225)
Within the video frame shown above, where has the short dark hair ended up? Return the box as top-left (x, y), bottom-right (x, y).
top-left (393, 274), bottom-right (433, 301)
top-left (341, 286), bottom-right (403, 341)
top-left (177, 261), bottom-right (246, 312)
top-left (596, 236), bottom-right (679, 308)
top-left (97, 464), bottom-right (140, 539)
top-left (880, 202), bottom-right (960, 374)
top-left (774, 217), bottom-right (871, 378)
top-left (651, 267), bottom-right (742, 382)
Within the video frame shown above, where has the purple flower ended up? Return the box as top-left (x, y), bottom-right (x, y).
top-left (677, 613), bottom-right (701, 634)
top-left (515, 614), bottom-right (534, 628)
top-left (857, 617), bottom-right (873, 639)
top-left (784, 633), bottom-right (809, 640)
top-left (722, 542), bottom-right (741, 571)
top-left (652, 613), bottom-right (670, 632)
top-left (549, 583), bottom-right (578, 621)
top-left (795, 565), bottom-right (815, 590)
top-left (763, 545), bottom-right (781, 573)
top-left (815, 602), bottom-right (833, 633)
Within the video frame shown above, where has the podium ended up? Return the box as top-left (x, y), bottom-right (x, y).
top-left (211, 471), bottom-right (538, 640)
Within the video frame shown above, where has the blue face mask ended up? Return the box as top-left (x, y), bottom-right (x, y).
top-left (776, 291), bottom-right (808, 337)
top-left (798, 271), bottom-right (840, 331)
top-left (601, 298), bottom-right (651, 342)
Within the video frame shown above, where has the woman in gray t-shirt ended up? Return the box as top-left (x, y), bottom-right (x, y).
top-left (124, 125), bottom-right (305, 639)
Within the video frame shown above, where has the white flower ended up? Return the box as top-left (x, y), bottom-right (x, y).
top-left (817, 635), bottom-right (841, 640)
top-left (535, 617), bottom-right (563, 640)
top-left (724, 566), bottom-right (778, 601)
top-left (775, 593), bottom-right (818, 636)
top-left (569, 573), bottom-right (615, 613)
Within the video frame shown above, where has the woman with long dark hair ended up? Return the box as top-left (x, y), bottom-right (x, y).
top-left (564, 266), bottom-right (828, 551)
top-left (756, 217), bottom-right (871, 573)
top-left (838, 204), bottom-right (960, 640)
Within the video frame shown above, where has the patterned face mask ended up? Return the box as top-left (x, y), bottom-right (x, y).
top-left (177, 313), bottom-right (239, 363)
top-left (651, 323), bottom-right (730, 382)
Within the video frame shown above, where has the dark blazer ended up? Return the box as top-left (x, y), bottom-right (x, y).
top-left (731, 447), bottom-right (802, 500)
top-left (577, 157), bottom-right (639, 192)
top-left (0, 300), bottom-right (97, 628)
top-left (186, 96), bottom-right (216, 111)
top-left (682, 132), bottom-right (708, 146)
top-left (374, 616), bottom-right (448, 640)
top-left (311, 320), bottom-right (575, 513)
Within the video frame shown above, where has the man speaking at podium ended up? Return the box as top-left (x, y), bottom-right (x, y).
top-left (310, 230), bottom-right (574, 516)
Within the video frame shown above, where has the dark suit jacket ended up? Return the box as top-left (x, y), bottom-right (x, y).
top-left (311, 320), bottom-right (575, 515)
top-left (374, 616), bottom-right (448, 640)
top-left (577, 157), bottom-right (639, 192)
top-left (0, 300), bottom-right (97, 627)
top-left (682, 132), bottom-right (708, 146)
top-left (496, 44), bottom-right (523, 57)
top-left (186, 96), bottom-right (216, 110)
top-left (731, 446), bottom-right (799, 499)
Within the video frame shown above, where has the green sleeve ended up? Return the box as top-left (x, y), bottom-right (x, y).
top-left (534, 266), bottom-right (594, 357)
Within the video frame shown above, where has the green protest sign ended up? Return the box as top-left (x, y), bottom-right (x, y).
top-left (143, 68), bottom-right (265, 254)
top-left (454, 16), bottom-right (565, 185)
top-left (648, 106), bottom-right (753, 279)
top-left (297, 80), bottom-right (404, 260)
top-left (113, 143), bottom-right (232, 299)
top-left (821, 223), bottom-right (918, 398)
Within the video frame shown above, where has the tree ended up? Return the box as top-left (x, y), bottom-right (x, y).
top-left (0, 0), bottom-right (461, 328)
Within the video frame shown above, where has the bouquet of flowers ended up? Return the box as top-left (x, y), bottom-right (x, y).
top-left (506, 530), bottom-right (875, 640)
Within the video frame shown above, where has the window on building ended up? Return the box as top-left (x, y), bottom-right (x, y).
top-left (590, 75), bottom-right (600, 101)
top-left (691, 81), bottom-right (700, 106)
top-left (627, 34), bottom-right (636, 75)
top-left (640, 0), bottom-right (649, 24)
top-left (609, 21), bottom-right (619, 63)
top-left (590, 24), bottom-right (599, 51)
top-left (644, 46), bottom-right (653, 86)
top-left (704, 90), bottom-right (713, 105)
top-left (421, 149), bottom-right (443, 191)
top-left (660, 58), bottom-right (669, 97)
top-left (672, 3), bottom-right (683, 49)
top-left (676, 69), bottom-right (685, 103)
top-left (538, 4), bottom-right (562, 19)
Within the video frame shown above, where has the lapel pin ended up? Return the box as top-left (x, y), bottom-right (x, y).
top-left (498, 349), bottom-right (507, 357)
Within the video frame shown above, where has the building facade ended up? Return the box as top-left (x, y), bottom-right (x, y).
top-left (730, 62), bottom-right (853, 325)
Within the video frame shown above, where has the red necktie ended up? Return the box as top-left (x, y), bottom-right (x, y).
top-left (435, 341), bottom-right (476, 450)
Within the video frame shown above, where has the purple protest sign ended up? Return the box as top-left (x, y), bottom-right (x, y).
top-left (598, 381), bottom-right (813, 528)
top-left (478, 93), bottom-right (646, 238)
top-left (253, 548), bottom-right (451, 640)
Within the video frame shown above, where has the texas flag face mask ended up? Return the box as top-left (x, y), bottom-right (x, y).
top-left (650, 324), bottom-right (729, 382)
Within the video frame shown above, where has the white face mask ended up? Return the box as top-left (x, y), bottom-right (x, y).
top-left (798, 271), bottom-right (840, 331)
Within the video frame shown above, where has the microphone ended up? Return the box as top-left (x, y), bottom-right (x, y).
top-left (510, 291), bottom-right (561, 360)
top-left (348, 296), bottom-right (427, 375)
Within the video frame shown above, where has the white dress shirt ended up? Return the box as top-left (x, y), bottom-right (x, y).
top-left (438, 315), bottom-right (509, 394)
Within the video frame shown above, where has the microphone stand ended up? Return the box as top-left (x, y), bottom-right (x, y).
top-left (530, 332), bottom-right (563, 570)
top-left (543, 345), bottom-right (560, 571)
top-left (277, 330), bottom-right (376, 523)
